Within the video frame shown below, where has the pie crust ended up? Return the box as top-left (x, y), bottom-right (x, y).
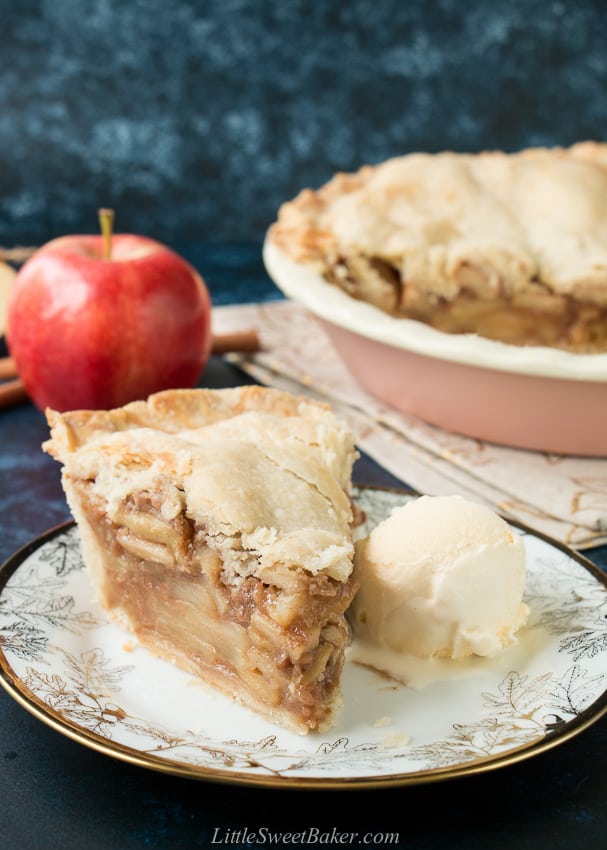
top-left (43, 387), bottom-right (358, 734)
top-left (268, 142), bottom-right (607, 351)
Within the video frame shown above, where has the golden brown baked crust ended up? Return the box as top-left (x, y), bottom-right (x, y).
top-left (268, 143), bottom-right (607, 351)
top-left (44, 387), bottom-right (358, 733)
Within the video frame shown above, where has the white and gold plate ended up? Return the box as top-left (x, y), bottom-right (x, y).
top-left (1, 486), bottom-right (607, 789)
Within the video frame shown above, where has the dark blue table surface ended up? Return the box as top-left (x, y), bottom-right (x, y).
top-left (1, 244), bottom-right (607, 850)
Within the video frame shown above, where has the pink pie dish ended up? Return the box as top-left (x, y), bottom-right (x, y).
top-left (263, 239), bottom-right (607, 457)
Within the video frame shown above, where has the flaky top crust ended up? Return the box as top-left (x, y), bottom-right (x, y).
top-left (268, 142), bottom-right (607, 306)
top-left (44, 387), bottom-right (357, 583)
top-left (45, 386), bottom-right (325, 446)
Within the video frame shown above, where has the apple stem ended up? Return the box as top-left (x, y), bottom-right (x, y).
top-left (98, 208), bottom-right (115, 260)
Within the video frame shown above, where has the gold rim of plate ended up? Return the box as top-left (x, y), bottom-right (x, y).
top-left (1, 488), bottom-right (607, 789)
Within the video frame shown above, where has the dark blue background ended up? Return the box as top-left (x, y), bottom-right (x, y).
top-left (3, 6), bottom-right (607, 847)
top-left (2, 0), bottom-right (607, 255)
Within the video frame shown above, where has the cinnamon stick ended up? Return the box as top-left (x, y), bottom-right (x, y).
top-left (0, 378), bottom-right (28, 410)
top-left (0, 246), bottom-right (37, 265)
top-left (0, 330), bottom-right (261, 412)
top-left (211, 329), bottom-right (260, 354)
top-left (0, 356), bottom-right (17, 380)
top-left (0, 331), bottom-right (260, 383)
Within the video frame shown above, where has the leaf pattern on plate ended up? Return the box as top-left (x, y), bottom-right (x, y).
top-left (1, 490), bottom-right (607, 784)
top-left (38, 526), bottom-right (86, 577)
top-left (0, 557), bottom-right (102, 661)
top-left (23, 661), bottom-right (129, 737)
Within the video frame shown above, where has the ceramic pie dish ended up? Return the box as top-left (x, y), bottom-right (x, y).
top-left (263, 239), bottom-right (607, 457)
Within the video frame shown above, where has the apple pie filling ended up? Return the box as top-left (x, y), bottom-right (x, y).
top-left (74, 482), bottom-right (354, 733)
top-left (324, 254), bottom-right (607, 350)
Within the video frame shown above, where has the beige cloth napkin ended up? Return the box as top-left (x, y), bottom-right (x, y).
top-left (212, 300), bottom-right (607, 550)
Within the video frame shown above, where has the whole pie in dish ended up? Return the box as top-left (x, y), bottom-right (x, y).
top-left (267, 141), bottom-right (607, 351)
top-left (43, 386), bottom-right (358, 734)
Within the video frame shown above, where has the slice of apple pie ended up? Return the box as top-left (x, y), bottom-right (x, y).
top-left (43, 386), bottom-right (358, 734)
top-left (267, 141), bottom-right (607, 351)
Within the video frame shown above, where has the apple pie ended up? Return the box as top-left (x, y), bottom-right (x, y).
top-left (43, 386), bottom-right (358, 734)
top-left (268, 141), bottom-right (607, 351)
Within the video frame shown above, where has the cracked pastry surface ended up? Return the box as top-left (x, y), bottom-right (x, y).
top-left (43, 386), bottom-right (358, 734)
top-left (268, 142), bottom-right (607, 351)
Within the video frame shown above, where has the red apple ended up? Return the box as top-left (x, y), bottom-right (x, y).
top-left (6, 211), bottom-right (213, 412)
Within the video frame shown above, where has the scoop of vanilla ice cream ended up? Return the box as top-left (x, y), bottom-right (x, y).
top-left (350, 495), bottom-right (529, 661)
